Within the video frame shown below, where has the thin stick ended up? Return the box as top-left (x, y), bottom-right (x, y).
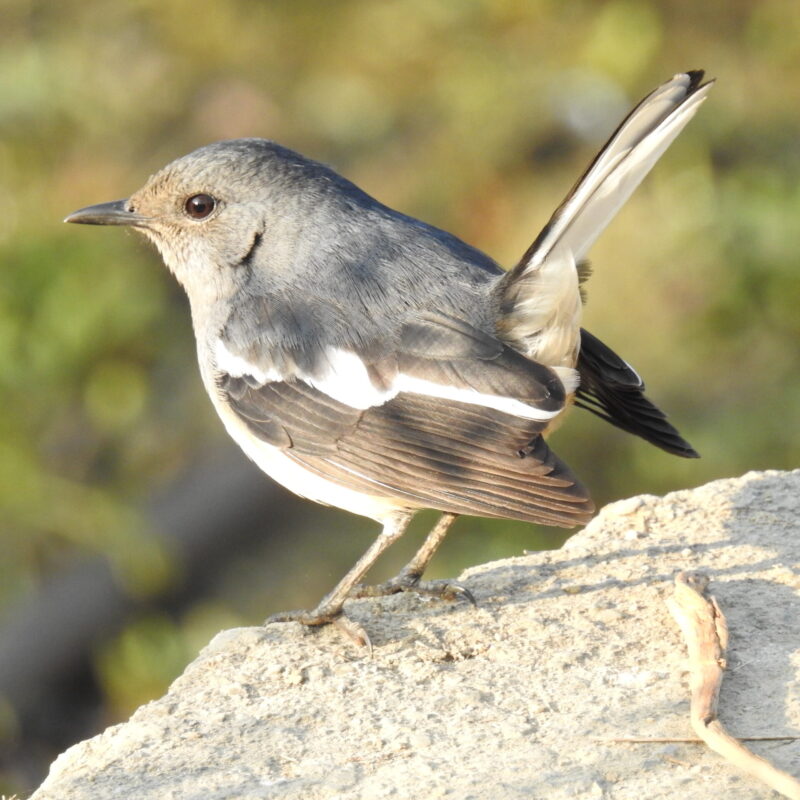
top-left (595, 736), bottom-right (799, 744)
top-left (667, 571), bottom-right (800, 800)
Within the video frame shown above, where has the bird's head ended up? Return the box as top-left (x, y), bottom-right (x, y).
top-left (65, 139), bottom-right (339, 305)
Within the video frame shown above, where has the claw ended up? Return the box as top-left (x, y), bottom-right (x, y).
top-left (444, 582), bottom-right (477, 607)
top-left (412, 579), bottom-right (477, 606)
top-left (332, 615), bottom-right (372, 653)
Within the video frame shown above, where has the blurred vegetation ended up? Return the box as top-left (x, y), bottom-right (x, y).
top-left (2, 0), bottom-right (800, 792)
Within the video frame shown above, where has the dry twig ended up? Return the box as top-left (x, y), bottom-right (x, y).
top-left (594, 736), bottom-right (799, 744)
top-left (667, 571), bottom-right (800, 800)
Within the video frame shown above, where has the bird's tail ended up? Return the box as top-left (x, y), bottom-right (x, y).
top-left (496, 71), bottom-right (713, 351)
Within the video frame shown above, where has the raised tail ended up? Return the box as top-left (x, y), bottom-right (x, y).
top-left (512, 70), bottom-right (711, 278)
top-left (496, 71), bottom-right (713, 359)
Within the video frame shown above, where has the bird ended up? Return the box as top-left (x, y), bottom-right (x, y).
top-left (66, 70), bottom-right (711, 646)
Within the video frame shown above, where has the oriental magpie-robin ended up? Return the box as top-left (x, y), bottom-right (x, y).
top-left (67, 71), bottom-right (711, 645)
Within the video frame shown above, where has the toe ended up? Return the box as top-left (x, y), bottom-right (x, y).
top-left (266, 608), bottom-right (337, 627)
top-left (415, 579), bottom-right (477, 606)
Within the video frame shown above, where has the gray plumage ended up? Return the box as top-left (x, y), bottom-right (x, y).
top-left (66, 71), bottom-right (711, 642)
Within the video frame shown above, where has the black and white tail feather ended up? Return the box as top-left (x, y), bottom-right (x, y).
top-left (498, 70), bottom-right (710, 457)
top-left (510, 70), bottom-right (711, 279)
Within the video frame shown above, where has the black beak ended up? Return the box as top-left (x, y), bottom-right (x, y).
top-left (64, 199), bottom-right (150, 227)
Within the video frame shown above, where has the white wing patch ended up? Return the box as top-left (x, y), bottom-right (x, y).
top-left (215, 340), bottom-right (564, 420)
top-left (214, 339), bottom-right (282, 384)
top-left (306, 348), bottom-right (394, 409)
top-left (394, 374), bottom-right (560, 420)
top-left (310, 348), bottom-right (563, 420)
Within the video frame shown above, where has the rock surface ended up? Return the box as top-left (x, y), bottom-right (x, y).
top-left (32, 471), bottom-right (800, 799)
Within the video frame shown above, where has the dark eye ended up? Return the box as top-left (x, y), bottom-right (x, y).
top-left (184, 193), bottom-right (216, 219)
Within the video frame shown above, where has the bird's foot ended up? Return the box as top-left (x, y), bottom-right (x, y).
top-left (267, 606), bottom-right (372, 652)
top-left (350, 571), bottom-right (476, 606)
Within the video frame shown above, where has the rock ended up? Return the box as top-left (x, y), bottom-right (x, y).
top-left (32, 471), bottom-right (800, 799)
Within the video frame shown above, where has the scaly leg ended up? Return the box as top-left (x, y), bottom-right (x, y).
top-left (267, 511), bottom-right (415, 648)
top-left (350, 512), bottom-right (475, 605)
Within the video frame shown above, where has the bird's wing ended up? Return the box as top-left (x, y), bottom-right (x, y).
top-left (575, 329), bottom-right (698, 458)
top-left (215, 311), bottom-right (594, 527)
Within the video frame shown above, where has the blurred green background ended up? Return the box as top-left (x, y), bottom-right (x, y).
top-left (2, 0), bottom-right (799, 792)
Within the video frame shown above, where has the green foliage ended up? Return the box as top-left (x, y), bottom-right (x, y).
top-left (1, 0), bottom-right (799, 760)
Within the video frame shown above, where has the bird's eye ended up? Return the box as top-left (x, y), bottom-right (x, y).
top-left (184, 194), bottom-right (216, 220)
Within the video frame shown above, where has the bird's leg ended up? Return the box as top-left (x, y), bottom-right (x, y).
top-left (350, 512), bottom-right (475, 605)
top-left (267, 511), bottom-right (414, 647)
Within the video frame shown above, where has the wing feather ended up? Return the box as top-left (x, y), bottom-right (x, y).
top-left (218, 309), bottom-right (593, 527)
top-left (225, 379), bottom-right (593, 527)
